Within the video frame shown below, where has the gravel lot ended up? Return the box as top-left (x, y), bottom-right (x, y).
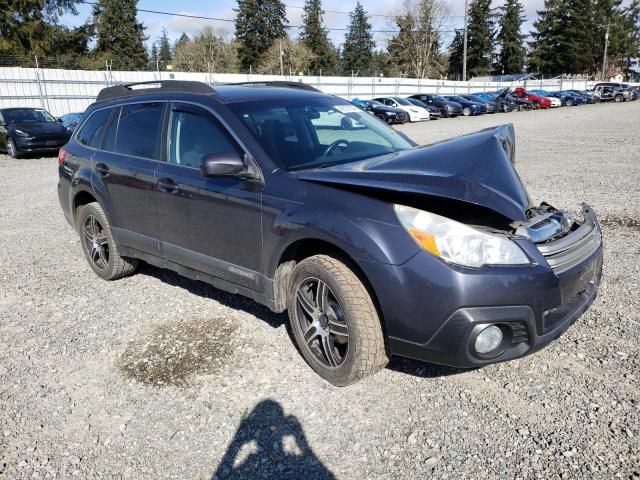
top-left (1, 101), bottom-right (639, 479)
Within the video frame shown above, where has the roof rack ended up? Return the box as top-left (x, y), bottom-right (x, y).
top-left (228, 81), bottom-right (321, 92)
top-left (96, 80), bottom-right (215, 103)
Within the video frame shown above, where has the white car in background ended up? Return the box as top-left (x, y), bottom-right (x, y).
top-left (546, 96), bottom-right (562, 107)
top-left (373, 96), bottom-right (430, 122)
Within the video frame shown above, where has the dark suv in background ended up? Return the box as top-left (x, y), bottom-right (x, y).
top-left (58, 81), bottom-right (603, 386)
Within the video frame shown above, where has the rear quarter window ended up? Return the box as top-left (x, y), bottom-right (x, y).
top-left (76, 108), bottom-right (111, 148)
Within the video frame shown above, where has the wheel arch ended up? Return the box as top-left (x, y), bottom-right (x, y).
top-left (271, 238), bottom-right (388, 337)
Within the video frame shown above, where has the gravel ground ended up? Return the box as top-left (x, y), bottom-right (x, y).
top-left (1, 101), bottom-right (639, 479)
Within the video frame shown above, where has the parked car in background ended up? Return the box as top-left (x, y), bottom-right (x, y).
top-left (527, 90), bottom-right (562, 108)
top-left (474, 91), bottom-right (517, 112)
top-left (502, 92), bottom-right (533, 110)
top-left (58, 112), bottom-right (84, 132)
top-left (512, 87), bottom-right (552, 109)
top-left (558, 90), bottom-right (597, 104)
top-left (548, 91), bottom-right (585, 106)
top-left (373, 97), bottom-right (430, 122)
top-left (405, 97), bottom-right (441, 119)
top-left (592, 83), bottom-right (630, 102)
top-left (0, 107), bottom-right (71, 158)
top-left (58, 80), bottom-right (603, 386)
top-left (459, 94), bottom-right (499, 113)
top-left (351, 98), bottom-right (408, 125)
top-left (621, 84), bottom-right (638, 101)
top-left (408, 94), bottom-right (463, 117)
top-left (443, 95), bottom-right (486, 116)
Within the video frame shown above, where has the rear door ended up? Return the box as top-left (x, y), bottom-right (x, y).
top-left (154, 102), bottom-right (263, 289)
top-left (92, 102), bottom-right (164, 253)
top-left (0, 112), bottom-right (6, 151)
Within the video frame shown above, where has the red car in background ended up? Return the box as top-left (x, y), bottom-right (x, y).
top-left (513, 87), bottom-right (552, 109)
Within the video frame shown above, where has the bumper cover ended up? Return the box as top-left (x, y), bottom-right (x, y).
top-left (366, 208), bottom-right (603, 369)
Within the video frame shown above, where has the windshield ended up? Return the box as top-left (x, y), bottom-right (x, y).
top-left (229, 97), bottom-right (414, 171)
top-left (368, 100), bottom-right (384, 106)
top-left (393, 97), bottom-right (412, 106)
top-left (448, 96), bottom-right (466, 102)
top-left (433, 95), bottom-right (446, 102)
top-left (3, 108), bottom-right (55, 124)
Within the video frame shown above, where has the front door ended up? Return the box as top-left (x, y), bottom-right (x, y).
top-left (155, 102), bottom-right (263, 290)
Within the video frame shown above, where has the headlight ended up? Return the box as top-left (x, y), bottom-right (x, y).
top-left (394, 205), bottom-right (531, 267)
top-left (14, 129), bottom-right (30, 137)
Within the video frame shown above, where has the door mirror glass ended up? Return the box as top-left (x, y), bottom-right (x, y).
top-left (200, 152), bottom-right (245, 177)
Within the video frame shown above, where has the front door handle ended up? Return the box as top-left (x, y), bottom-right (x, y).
top-left (157, 177), bottom-right (178, 194)
top-left (95, 163), bottom-right (109, 176)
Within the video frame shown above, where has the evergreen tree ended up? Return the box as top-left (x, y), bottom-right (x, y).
top-left (149, 42), bottom-right (158, 70)
top-left (92, 0), bottom-right (148, 70)
top-left (496, 0), bottom-right (526, 74)
top-left (447, 29), bottom-right (465, 79)
top-left (234, 0), bottom-right (288, 72)
top-left (300, 0), bottom-right (338, 74)
top-left (174, 32), bottom-right (190, 52)
top-left (158, 27), bottom-right (172, 70)
top-left (625, 0), bottom-right (640, 60)
top-left (341, 2), bottom-right (375, 75)
top-left (0, 0), bottom-right (79, 61)
top-left (466, 0), bottom-right (495, 77)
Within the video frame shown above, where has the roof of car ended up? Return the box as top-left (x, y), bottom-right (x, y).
top-left (94, 80), bottom-right (328, 106)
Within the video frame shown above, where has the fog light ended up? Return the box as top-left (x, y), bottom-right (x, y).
top-left (475, 325), bottom-right (503, 354)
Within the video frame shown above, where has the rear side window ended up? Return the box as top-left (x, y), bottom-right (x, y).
top-left (167, 105), bottom-right (240, 168)
top-left (113, 103), bottom-right (163, 159)
top-left (76, 108), bottom-right (111, 148)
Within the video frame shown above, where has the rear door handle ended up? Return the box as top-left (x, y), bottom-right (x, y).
top-left (157, 177), bottom-right (179, 194)
top-left (95, 163), bottom-right (109, 176)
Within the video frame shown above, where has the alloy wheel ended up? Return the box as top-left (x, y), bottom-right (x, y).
top-left (82, 215), bottom-right (109, 270)
top-left (295, 277), bottom-right (349, 368)
top-left (7, 140), bottom-right (16, 158)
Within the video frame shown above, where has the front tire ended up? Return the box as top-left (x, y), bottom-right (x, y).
top-left (614, 94), bottom-right (623, 103)
top-left (287, 255), bottom-right (388, 386)
top-left (462, 106), bottom-right (472, 116)
top-left (76, 202), bottom-right (138, 280)
top-left (7, 138), bottom-right (20, 158)
top-left (566, 99), bottom-right (574, 106)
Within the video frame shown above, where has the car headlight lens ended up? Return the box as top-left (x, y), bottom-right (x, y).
top-left (14, 129), bottom-right (30, 137)
top-left (394, 205), bottom-right (531, 267)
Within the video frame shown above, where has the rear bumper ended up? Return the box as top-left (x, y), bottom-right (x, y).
top-left (363, 208), bottom-right (603, 369)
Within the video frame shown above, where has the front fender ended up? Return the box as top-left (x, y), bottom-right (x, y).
top-left (264, 205), bottom-right (420, 279)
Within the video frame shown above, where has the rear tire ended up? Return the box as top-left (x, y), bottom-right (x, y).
top-left (76, 202), bottom-right (138, 280)
top-left (7, 138), bottom-right (20, 159)
top-left (287, 255), bottom-right (388, 386)
top-left (533, 101), bottom-right (540, 109)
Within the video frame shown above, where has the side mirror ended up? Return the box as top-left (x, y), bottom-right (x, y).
top-left (200, 152), bottom-right (245, 177)
top-left (57, 118), bottom-right (63, 123)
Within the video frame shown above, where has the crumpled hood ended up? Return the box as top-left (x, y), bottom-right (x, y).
top-left (296, 124), bottom-right (533, 222)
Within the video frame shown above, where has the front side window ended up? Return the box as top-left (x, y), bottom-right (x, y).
top-left (230, 97), bottom-right (413, 171)
top-left (167, 105), bottom-right (240, 168)
top-left (113, 103), bottom-right (163, 159)
top-left (76, 108), bottom-right (111, 148)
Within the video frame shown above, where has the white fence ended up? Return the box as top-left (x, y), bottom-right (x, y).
top-left (0, 66), bottom-right (606, 117)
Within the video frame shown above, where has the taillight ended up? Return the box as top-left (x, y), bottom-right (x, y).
top-left (58, 147), bottom-right (69, 166)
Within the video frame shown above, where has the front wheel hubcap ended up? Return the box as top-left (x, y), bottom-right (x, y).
top-left (82, 215), bottom-right (109, 270)
top-left (296, 278), bottom-right (349, 368)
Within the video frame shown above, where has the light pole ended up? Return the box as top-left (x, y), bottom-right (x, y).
top-left (602, 23), bottom-right (610, 81)
top-left (462, 0), bottom-right (469, 81)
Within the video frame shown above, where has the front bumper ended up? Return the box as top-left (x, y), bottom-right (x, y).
top-left (364, 207), bottom-right (603, 368)
top-left (15, 136), bottom-right (68, 153)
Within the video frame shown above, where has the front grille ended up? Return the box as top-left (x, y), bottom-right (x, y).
top-left (536, 218), bottom-right (601, 274)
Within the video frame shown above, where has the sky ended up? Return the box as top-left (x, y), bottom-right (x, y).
top-left (60, 0), bottom-right (555, 49)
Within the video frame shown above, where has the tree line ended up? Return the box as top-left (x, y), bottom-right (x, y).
top-left (1, 0), bottom-right (639, 79)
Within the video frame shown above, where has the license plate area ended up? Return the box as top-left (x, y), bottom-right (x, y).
top-left (46, 140), bottom-right (58, 146)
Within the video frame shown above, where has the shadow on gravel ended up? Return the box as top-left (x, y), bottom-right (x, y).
top-left (386, 356), bottom-right (470, 378)
top-left (138, 263), bottom-right (287, 329)
top-left (598, 215), bottom-right (640, 232)
top-left (212, 399), bottom-right (335, 480)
